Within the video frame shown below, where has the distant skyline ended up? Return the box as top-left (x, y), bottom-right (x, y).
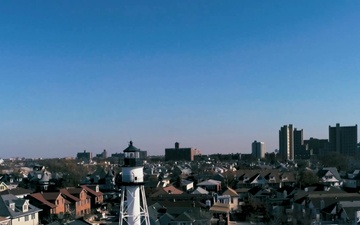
top-left (1, 1), bottom-right (360, 158)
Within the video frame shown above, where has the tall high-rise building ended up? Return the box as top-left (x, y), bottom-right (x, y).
top-left (251, 141), bottom-right (265, 159)
top-left (293, 128), bottom-right (309, 159)
top-left (279, 124), bottom-right (294, 161)
top-left (294, 129), bottom-right (303, 153)
top-left (329, 123), bottom-right (358, 156)
top-left (76, 150), bottom-right (92, 163)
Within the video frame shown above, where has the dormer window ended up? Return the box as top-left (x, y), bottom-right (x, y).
top-left (23, 204), bottom-right (28, 212)
top-left (9, 203), bottom-right (15, 211)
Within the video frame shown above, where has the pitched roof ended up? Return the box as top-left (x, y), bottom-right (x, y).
top-left (309, 192), bottom-right (360, 210)
top-left (222, 187), bottom-right (238, 197)
top-left (321, 202), bottom-right (339, 214)
top-left (42, 192), bottom-right (62, 201)
top-left (151, 185), bottom-right (183, 197)
top-left (174, 212), bottom-right (193, 221)
top-left (60, 189), bottom-right (80, 202)
top-left (0, 187), bottom-right (33, 196)
top-left (191, 187), bottom-right (209, 195)
top-left (0, 193), bottom-right (42, 218)
top-left (81, 185), bottom-right (103, 197)
top-left (66, 187), bottom-right (83, 196)
top-left (181, 180), bottom-right (193, 186)
top-left (29, 193), bottom-right (56, 208)
top-left (209, 202), bottom-right (230, 213)
top-left (197, 179), bottom-right (221, 186)
top-left (317, 167), bottom-right (341, 181)
top-left (158, 212), bottom-right (175, 225)
top-left (163, 185), bottom-right (183, 195)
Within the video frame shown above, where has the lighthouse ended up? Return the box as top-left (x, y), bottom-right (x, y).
top-left (119, 141), bottom-right (150, 225)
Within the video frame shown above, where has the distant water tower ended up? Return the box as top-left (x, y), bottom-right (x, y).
top-left (119, 141), bottom-right (150, 225)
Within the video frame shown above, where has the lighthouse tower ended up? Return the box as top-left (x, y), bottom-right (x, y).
top-left (119, 141), bottom-right (150, 225)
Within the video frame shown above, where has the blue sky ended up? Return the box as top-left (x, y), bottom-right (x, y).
top-left (1, 1), bottom-right (360, 158)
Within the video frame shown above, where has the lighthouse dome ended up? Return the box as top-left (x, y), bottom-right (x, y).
top-left (123, 141), bottom-right (140, 152)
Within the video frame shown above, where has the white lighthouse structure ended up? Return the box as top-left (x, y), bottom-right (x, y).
top-left (119, 141), bottom-right (150, 225)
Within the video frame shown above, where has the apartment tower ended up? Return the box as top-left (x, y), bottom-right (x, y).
top-left (252, 141), bottom-right (265, 159)
top-left (329, 123), bottom-right (358, 156)
top-left (279, 124), bottom-right (294, 161)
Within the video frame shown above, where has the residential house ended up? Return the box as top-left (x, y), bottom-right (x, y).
top-left (180, 180), bottom-right (194, 192)
top-left (317, 200), bottom-right (360, 224)
top-left (0, 174), bottom-right (22, 190)
top-left (27, 192), bottom-right (68, 221)
top-left (240, 173), bottom-right (267, 188)
top-left (80, 185), bottom-right (103, 210)
top-left (1, 187), bottom-right (33, 199)
top-left (317, 167), bottom-right (342, 187)
top-left (197, 179), bottom-right (222, 193)
top-left (60, 187), bottom-right (91, 218)
top-left (235, 169), bottom-right (296, 189)
top-left (27, 166), bottom-right (52, 191)
top-left (80, 168), bottom-right (115, 191)
top-left (0, 182), bottom-right (8, 192)
top-left (334, 200), bottom-right (360, 224)
top-left (0, 193), bottom-right (42, 225)
top-left (220, 187), bottom-right (239, 211)
top-left (293, 186), bottom-right (360, 222)
top-left (209, 202), bottom-right (230, 225)
top-left (148, 201), bottom-right (212, 225)
top-left (247, 186), bottom-right (273, 203)
top-left (342, 170), bottom-right (360, 190)
top-left (151, 185), bottom-right (184, 199)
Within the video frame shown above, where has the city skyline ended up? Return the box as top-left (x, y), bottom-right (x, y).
top-left (1, 1), bottom-right (360, 158)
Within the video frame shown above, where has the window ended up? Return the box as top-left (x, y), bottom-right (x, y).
top-left (31, 214), bottom-right (35, 220)
top-left (25, 215), bottom-right (29, 221)
top-left (9, 203), bottom-right (15, 211)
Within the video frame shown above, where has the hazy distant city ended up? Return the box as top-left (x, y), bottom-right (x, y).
top-left (2, 1), bottom-right (360, 225)
top-left (1, 123), bottom-right (360, 225)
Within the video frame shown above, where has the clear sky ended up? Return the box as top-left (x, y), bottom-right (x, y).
top-left (1, 1), bottom-right (360, 158)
